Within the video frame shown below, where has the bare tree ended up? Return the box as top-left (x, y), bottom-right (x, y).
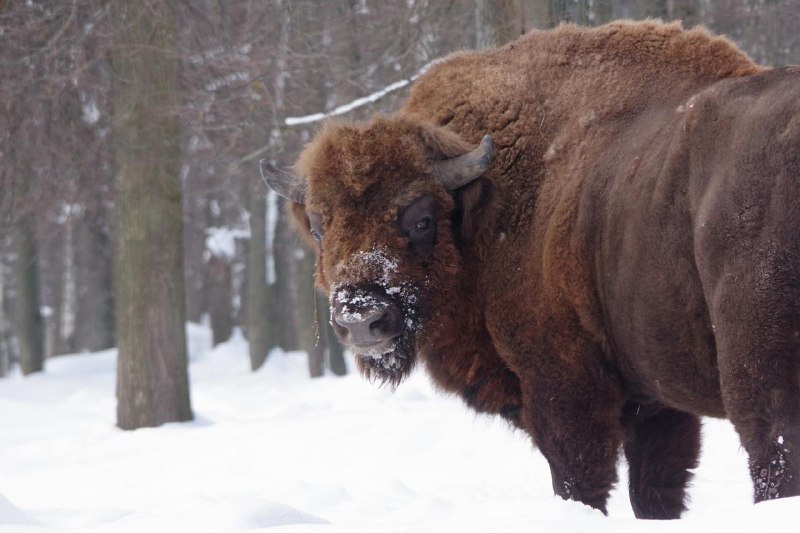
top-left (3, 0), bottom-right (799, 385)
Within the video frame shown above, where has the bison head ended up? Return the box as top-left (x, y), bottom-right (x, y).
top-left (261, 116), bottom-right (494, 386)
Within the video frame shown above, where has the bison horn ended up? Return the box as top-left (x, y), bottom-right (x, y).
top-left (432, 134), bottom-right (495, 190)
top-left (259, 159), bottom-right (306, 205)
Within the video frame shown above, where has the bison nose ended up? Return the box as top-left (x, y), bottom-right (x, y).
top-left (332, 300), bottom-right (402, 347)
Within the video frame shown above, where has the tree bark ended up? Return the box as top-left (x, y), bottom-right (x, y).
top-left (246, 0), bottom-right (292, 367)
top-left (317, 292), bottom-right (347, 376)
top-left (550, 0), bottom-right (614, 25)
top-left (59, 213), bottom-right (77, 354)
top-left (0, 254), bottom-right (12, 377)
top-left (294, 249), bottom-right (323, 378)
top-left (75, 210), bottom-right (115, 352)
top-left (475, 0), bottom-right (524, 48)
top-left (271, 199), bottom-right (298, 351)
top-left (15, 218), bottom-right (44, 375)
top-left (112, 0), bottom-right (192, 430)
top-left (525, 0), bottom-right (554, 29)
top-left (246, 186), bottom-right (270, 370)
top-left (207, 254), bottom-right (233, 347)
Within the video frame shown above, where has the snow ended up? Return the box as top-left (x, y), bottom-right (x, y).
top-left (204, 72), bottom-right (250, 93)
top-left (81, 99), bottom-right (100, 125)
top-left (205, 226), bottom-right (249, 260)
top-left (285, 79), bottom-right (412, 126)
top-left (331, 247), bottom-right (422, 349)
top-left (0, 323), bottom-right (797, 532)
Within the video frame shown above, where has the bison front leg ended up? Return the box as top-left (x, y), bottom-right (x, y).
top-left (621, 403), bottom-right (700, 519)
top-left (520, 365), bottom-right (623, 514)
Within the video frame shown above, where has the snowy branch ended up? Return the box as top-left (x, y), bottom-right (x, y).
top-left (283, 58), bottom-right (443, 127)
top-left (231, 59), bottom-right (443, 169)
top-left (285, 78), bottom-right (410, 126)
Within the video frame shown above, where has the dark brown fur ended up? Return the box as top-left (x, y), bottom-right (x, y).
top-left (285, 21), bottom-right (800, 518)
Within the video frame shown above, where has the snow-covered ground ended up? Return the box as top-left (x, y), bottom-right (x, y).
top-left (0, 324), bottom-right (797, 532)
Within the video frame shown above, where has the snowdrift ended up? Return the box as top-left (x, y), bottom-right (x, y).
top-left (0, 324), bottom-right (797, 532)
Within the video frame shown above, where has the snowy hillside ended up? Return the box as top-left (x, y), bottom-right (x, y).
top-left (0, 324), bottom-right (797, 532)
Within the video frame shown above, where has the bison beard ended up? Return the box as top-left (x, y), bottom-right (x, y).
top-left (334, 283), bottom-right (421, 388)
top-left (261, 20), bottom-right (800, 521)
top-left (354, 336), bottom-right (414, 388)
top-left (330, 248), bottom-right (425, 388)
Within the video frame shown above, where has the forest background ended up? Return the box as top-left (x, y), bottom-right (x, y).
top-left (1, 0), bottom-right (798, 428)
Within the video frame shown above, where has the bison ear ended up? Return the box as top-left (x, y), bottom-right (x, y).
top-left (452, 176), bottom-right (494, 245)
top-left (260, 159), bottom-right (306, 205)
top-left (289, 201), bottom-right (314, 245)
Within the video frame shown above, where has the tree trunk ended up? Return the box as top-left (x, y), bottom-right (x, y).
top-left (0, 256), bottom-right (12, 377)
top-left (59, 213), bottom-right (77, 354)
top-left (265, 3), bottom-right (296, 354)
top-left (246, 187), bottom-right (270, 370)
top-left (246, 0), bottom-right (292, 366)
top-left (75, 211), bottom-right (115, 352)
top-left (182, 165), bottom-right (208, 325)
top-left (525, 0), bottom-right (554, 29)
top-left (207, 254), bottom-right (233, 347)
top-left (201, 184), bottom-right (234, 348)
top-left (550, 0), bottom-right (615, 25)
top-left (475, 0), bottom-right (524, 49)
top-left (317, 292), bottom-right (347, 376)
top-left (665, 0), bottom-right (698, 23)
top-left (15, 220), bottom-right (44, 375)
top-left (112, 0), bottom-right (192, 430)
top-left (271, 199), bottom-right (298, 351)
top-left (295, 248), bottom-right (323, 378)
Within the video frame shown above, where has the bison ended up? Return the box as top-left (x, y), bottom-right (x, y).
top-left (262, 20), bottom-right (800, 519)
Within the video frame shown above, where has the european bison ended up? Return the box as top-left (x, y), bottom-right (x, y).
top-left (262, 20), bottom-right (800, 519)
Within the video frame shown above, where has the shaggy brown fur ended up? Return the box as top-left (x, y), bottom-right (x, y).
top-left (273, 20), bottom-right (800, 518)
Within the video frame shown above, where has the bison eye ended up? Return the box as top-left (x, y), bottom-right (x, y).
top-left (400, 195), bottom-right (437, 253)
top-left (308, 211), bottom-right (324, 243)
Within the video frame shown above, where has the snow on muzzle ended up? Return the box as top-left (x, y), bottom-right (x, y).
top-left (331, 288), bottom-right (402, 356)
top-left (329, 248), bottom-right (422, 359)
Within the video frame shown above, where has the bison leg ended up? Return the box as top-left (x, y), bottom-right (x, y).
top-left (621, 403), bottom-right (700, 519)
top-left (521, 371), bottom-right (623, 514)
top-left (716, 329), bottom-right (800, 502)
top-left (717, 338), bottom-right (800, 502)
top-left (702, 256), bottom-right (800, 502)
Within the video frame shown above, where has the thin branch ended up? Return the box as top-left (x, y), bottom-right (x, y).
top-left (283, 57), bottom-right (444, 126)
top-left (46, 0), bottom-right (77, 50)
top-left (230, 58), bottom-right (445, 170)
top-left (285, 78), bottom-right (411, 126)
top-left (236, 138), bottom-right (281, 168)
